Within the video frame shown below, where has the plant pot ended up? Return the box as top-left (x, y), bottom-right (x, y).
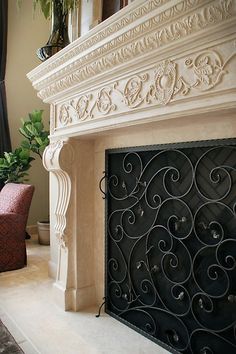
top-left (37, 221), bottom-right (50, 245)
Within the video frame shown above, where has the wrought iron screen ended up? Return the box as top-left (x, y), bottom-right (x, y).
top-left (105, 139), bottom-right (236, 354)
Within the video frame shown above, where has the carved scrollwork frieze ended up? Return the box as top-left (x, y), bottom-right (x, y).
top-left (43, 140), bottom-right (74, 248)
top-left (35, 0), bottom-right (235, 101)
top-left (55, 44), bottom-right (236, 128)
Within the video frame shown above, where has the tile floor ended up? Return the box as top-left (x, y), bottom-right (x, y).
top-left (0, 236), bottom-right (169, 354)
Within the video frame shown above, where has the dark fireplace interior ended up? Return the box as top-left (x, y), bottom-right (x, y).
top-left (105, 138), bottom-right (236, 354)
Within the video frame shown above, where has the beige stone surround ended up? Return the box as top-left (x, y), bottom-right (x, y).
top-left (27, 0), bottom-right (236, 313)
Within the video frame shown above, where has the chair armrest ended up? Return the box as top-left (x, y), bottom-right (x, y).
top-left (0, 213), bottom-right (25, 241)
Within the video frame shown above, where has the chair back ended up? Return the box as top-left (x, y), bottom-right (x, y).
top-left (0, 183), bottom-right (35, 217)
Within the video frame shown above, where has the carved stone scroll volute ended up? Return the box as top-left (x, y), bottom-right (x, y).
top-left (43, 140), bottom-right (74, 248)
top-left (43, 139), bottom-right (75, 309)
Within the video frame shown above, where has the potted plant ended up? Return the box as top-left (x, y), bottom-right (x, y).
top-left (19, 109), bottom-right (49, 159)
top-left (0, 110), bottom-right (50, 243)
top-left (0, 110), bottom-right (49, 185)
top-left (0, 149), bottom-right (34, 186)
top-left (19, 109), bottom-right (50, 244)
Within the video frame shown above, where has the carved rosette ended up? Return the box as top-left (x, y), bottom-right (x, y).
top-left (43, 140), bottom-right (74, 248)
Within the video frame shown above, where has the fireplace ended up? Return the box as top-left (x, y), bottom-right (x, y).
top-left (105, 139), bottom-right (236, 353)
top-left (27, 0), bottom-right (236, 352)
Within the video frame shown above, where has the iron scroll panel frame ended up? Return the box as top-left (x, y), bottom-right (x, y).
top-left (105, 138), bottom-right (236, 354)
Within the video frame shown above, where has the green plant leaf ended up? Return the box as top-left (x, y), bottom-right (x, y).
top-left (30, 144), bottom-right (39, 153)
top-left (21, 159), bottom-right (30, 166)
top-left (35, 136), bottom-right (43, 145)
top-left (41, 131), bottom-right (49, 140)
top-left (34, 122), bottom-right (43, 132)
top-left (4, 152), bottom-right (11, 164)
top-left (18, 0), bottom-right (79, 20)
top-left (25, 124), bottom-right (39, 137)
top-left (19, 127), bottom-right (31, 139)
top-left (1, 109), bottom-right (49, 184)
top-left (29, 109), bottom-right (43, 123)
top-left (19, 149), bottom-right (30, 160)
top-left (21, 140), bottom-right (30, 149)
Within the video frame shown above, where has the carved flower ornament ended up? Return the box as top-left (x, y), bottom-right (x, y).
top-left (194, 56), bottom-right (213, 85)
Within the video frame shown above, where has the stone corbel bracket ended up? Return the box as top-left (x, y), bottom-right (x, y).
top-left (43, 139), bottom-right (74, 248)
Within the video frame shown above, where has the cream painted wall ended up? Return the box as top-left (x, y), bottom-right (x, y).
top-left (5, 0), bottom-right (50, 225)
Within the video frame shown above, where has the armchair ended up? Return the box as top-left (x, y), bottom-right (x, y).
top-left (0, 183), bottom-right (34, 272)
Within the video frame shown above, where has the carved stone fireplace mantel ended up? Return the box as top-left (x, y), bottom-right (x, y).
top-left (28, 0), bottom-right (236, 314)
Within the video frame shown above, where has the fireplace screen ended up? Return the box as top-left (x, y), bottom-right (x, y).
top-left (104, 139), bottom-right (236, 354)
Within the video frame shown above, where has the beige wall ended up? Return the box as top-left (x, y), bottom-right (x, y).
top-left (5, 0), bottom-right (50, 224)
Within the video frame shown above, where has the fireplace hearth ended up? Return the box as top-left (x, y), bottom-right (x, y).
top-left (105, 139), bottom-right (236, 354)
